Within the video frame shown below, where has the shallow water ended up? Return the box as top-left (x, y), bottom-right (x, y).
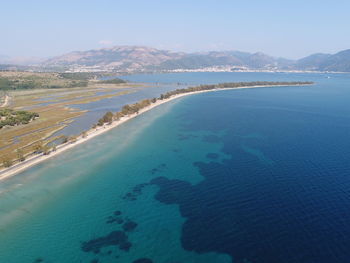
top-left (1, 72), bottom-right (350, 263)
top-left (51, 84), bottom-right (185, 137)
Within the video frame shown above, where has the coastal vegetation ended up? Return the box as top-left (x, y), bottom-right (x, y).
top-left (157, 81), bottom-right (313, 100)
top-left (0, 72), bottom-right (87, 90)
top-left (0, 108), bottom-right (39, 129)
top-left (58, 72), bottom-right (107, 80)
top-left (0, 81), bottom-right (312, 170)
top-left (111, 81), bottom-right (313, 119)
top-left (0, 71), bottom-right (126, 90)
top-left (1, 157), bottom-right (13, 168)
top-left (0, 79), bottom-right (138, 169)
top-left (99, 78), bottom-right (126, 84)
top-left (98, 112), bottom-right (114, 126)
top-left (16, 149), bottom-right (25, 162)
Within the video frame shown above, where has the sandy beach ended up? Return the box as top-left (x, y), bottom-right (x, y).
top-left (0, 84), bottom-right (307, 181)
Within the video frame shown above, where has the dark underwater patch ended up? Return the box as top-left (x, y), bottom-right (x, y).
top-left (123, 192), bottom-right (137, 201)
top-left (81, 231), bottom-right (130, 254)
top-left (106, 210), bottom-right (124, 224)
top-left (133, 183), bottom-right (149, 193)
top-left (106, 216), bottom-right (124, 224)
top-left (206, 153), bottom-right (219, 159)
top-left (150, 177), bottom-right (192, 205)
top-left (149, 164), bottom-right (167, 175)
top-left (123, 183), bottom-right (150, 201)
top-left (119, 241), bottom-right (132, 251)
top-left (85, 210), bottom-right (138, 256)
top-left (114, 210), bottom-right (122, 216)
top-left (123, 220), bottom-right (138, 232)
top-left (150, 141), bottom-right (350, 263)
top-left (132, 258), bottom-right (153, 263)
top-left (202, 134), bottom-right (221, 143)
top-left (178, 134), bottom-right (198, 140)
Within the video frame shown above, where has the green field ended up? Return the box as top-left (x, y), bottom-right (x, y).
top-left (0, 71), bottom-right (126, 90)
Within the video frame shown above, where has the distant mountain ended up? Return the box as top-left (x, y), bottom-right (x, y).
top-left (318, 49), bottom-right (350, 72)
top-left (296, 53), bottom-right (332, 70)
top-left (296, 50), bottom-right (350, 72)
top-left (153, 51), bottom-right (247, 70)
top-left (42, 46), bottom-right (294, 72)
top-left (6, 46), bottom-right (349, 72)
top-left (42, 46), bottom-right (184, 71)
top-left (152, 51), bottom-right (293, 70)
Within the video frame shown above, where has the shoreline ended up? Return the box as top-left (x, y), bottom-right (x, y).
top-left (121, 70), bottom-right (350, 75)
top-left (0, 84), bottom-right (309, 181)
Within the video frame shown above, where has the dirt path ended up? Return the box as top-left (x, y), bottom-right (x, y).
top-left (0, 95), bottom-right (9, 107)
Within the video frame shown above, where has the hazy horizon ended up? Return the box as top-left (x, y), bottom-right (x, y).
top-left (2, 0), bottom-right (350, 59)
top-left (0, 44), bottom-right (348, 61)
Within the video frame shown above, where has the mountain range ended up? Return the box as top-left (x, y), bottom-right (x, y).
top-left (2, 46), bottom-right (350, 72)
top-left (40, 46), bottom-right (296, 71)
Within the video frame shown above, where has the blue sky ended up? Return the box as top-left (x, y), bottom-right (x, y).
top-left (2, 0), bottom-right (350, 58)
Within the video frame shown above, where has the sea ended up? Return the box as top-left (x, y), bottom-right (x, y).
top-left (0, 72), bottom-right (350, 263)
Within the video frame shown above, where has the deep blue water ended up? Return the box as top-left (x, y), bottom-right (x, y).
top-left (120, 71), bottom-right (325, 85)
top-left (1, 72), bottom-right (350, 263)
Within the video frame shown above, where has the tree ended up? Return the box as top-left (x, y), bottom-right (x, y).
top-left (121, 104), bottom-right (132, 115)
top-left (52, 144), bottom-right (57, 152)
top-left (61, 135), bottom-right (68, 144)
top-left (81, 131), bottom-right (88, 138)
top-left (2, 157), bottom-right (13, 168)
top-left (97, 118), bottom-right (104, 126)
top-left (16, 148), bottom-right (25, 162)
top-left (42, 145), bottom-right (50, 155)
top-left (69, 136), bottom-right (77, 144)
top-left (33, 141), bottom-right (44, 154)
top-left (103, 112), bottom-right (114, 123)
top-left (115, 111), bottom-right (124, 120)
top-left (97, 111), bottom-right (114, 126)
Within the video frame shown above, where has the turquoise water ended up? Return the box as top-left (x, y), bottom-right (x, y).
top-left (0, 96), bottom-right (230, 263)
top-left (1, 72), bottom-right (350, 263)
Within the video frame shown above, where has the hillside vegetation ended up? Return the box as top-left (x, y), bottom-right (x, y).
top-left (0, 71), bottom-right (126, 90)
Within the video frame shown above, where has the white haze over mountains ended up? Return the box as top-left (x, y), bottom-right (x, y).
top-left (2, 46), bottom-right (350, 72)
top-left (0, 55), bottom-right (44, 65)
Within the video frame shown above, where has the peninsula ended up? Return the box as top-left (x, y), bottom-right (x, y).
top-left (0, 81), bottom-right (313, 180)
